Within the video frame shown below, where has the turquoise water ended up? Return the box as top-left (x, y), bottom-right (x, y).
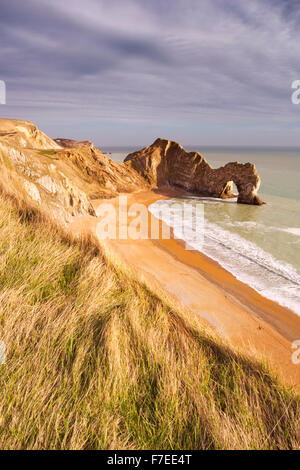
top-left (106, 147), bottom-right (300, 315)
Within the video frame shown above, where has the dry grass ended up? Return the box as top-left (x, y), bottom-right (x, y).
top-left (0, 182), bottom-right (299, 450)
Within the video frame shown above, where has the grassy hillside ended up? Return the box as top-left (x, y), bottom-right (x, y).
top-left (0, 189), bottom-right (299, 450)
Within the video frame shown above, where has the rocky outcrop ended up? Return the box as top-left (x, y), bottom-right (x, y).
top-left (0, 119), bottom-right (61, 150)
top-left (58, 145), bottom-right (149, 199)
top-left (125, 138), bottom-right (264, 205)
top-left (54, 138), bottom-right (94, 149)
top-left (0, 140), bottom-right (96, 222)
top-left (0, 119), bottom-right (148, 223)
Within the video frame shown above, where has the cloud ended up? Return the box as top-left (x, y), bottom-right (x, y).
top-left (1, 0), bottom-right (300, 145)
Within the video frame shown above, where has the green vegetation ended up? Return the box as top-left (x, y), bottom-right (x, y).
top-left (0, 189), bottom-right (299, 449)
top-left (37, 149), bottom-right (58, 159)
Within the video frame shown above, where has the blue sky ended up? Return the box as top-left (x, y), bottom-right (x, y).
top-left (1, 0), bottom-right (300, 146)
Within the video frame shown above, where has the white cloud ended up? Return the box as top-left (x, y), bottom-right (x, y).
top-left (1, 0), bottom-right (300, 144)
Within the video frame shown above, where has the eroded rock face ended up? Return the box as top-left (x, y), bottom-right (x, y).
top-left (0, 120), bottom-right (96, 223)
top-left (0, 141), bottom-right (96, 222)
top-left (58, 145), bottom-right (149, 198)
top-left (0, 119), bottom-right (149, 223)
top-left (54, 138), bottom-right (93, 149)
top-left (125, 138), bottom-right (264, 205)
top-left (0, 119), bottom-right (61, 150)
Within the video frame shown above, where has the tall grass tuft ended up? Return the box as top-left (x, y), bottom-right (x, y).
top-left (0, 187), bottom-right (299, 449)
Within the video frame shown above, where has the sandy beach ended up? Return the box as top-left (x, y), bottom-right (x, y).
top-left (70, 189), bottom-right (300, 391)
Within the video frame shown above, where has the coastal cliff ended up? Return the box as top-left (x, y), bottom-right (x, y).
top-left (0, 119), bottom-right (148, 223)
top-left (0, 119), bottom-right (264, 227)
top-left (125, 138), bottom-right (264, 205)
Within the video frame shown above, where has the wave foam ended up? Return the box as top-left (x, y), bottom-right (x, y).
top-left (149, 199), bottom-right (300, 316)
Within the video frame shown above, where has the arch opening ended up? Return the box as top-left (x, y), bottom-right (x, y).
top-left (220, 180), bottom-right (239, 200)
top-left (232, 182), bottom-right (239, 197)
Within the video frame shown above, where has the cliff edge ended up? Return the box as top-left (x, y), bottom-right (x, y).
top-left (0, 119), bottom-right (148, 223)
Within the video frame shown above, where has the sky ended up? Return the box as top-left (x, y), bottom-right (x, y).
top-left (1, 0), bottom-right (300, 147)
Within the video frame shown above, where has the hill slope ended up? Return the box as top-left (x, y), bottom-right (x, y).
top-left (0, 188), bottom-right (299, 449)
top-left (0, 119), bottom-right (298, 449)
top-left (0, 119), bottom-right (148, 223)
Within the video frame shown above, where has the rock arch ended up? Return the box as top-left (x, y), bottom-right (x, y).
top-left (125, 138), bottom-right (264, 205)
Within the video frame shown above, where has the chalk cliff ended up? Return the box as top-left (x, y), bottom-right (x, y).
top-left (125, 138), bottom-right (264, 205)
top-left (0, 119), bottom-right (148, 223)
top-left (0, 118), bottom-right (61, 150)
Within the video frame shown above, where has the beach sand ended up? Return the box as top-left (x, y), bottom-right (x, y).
top-left (70, 188), bottom-right (300, 391)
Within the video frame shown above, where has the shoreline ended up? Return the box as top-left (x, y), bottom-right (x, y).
top-left (70, 188), bottom-right (300, 390)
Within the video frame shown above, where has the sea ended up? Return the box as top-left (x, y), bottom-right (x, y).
top-left (102, 146), bottom-right (300, 316)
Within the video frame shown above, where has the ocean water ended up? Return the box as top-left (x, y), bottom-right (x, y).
top-left (105, 146), bottom-right (300, 316)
